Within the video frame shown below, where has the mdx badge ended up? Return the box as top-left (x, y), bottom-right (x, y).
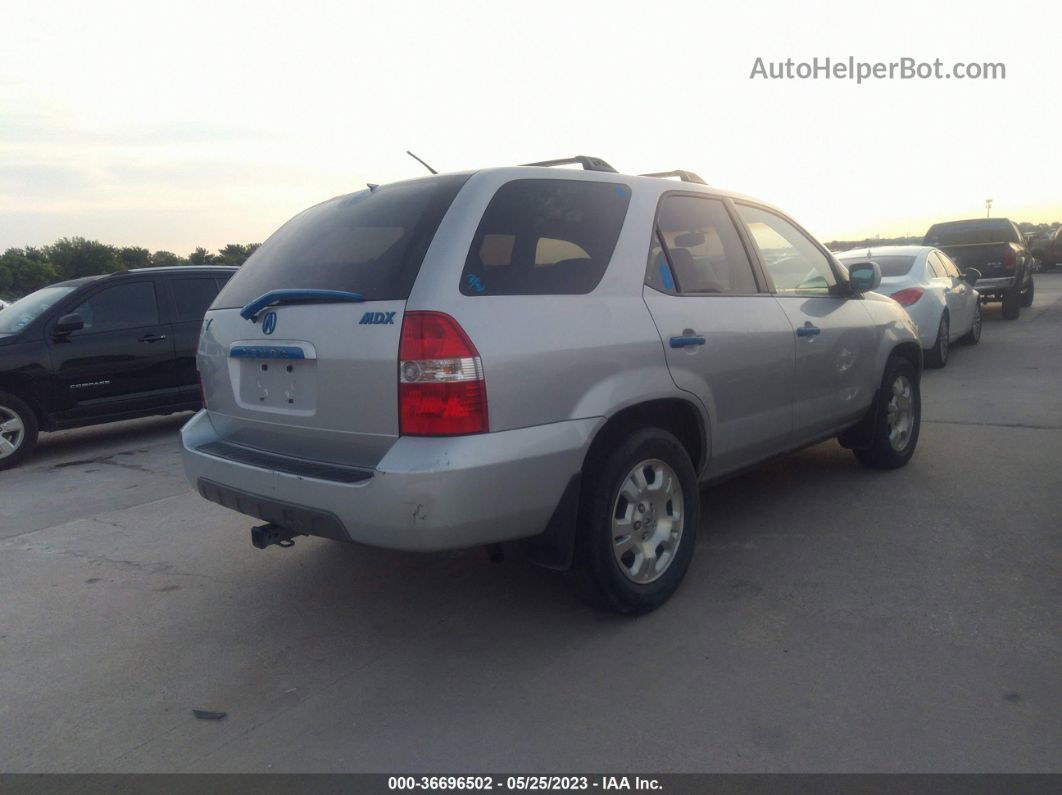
top-left (359, 311), bottom-right (396, 325)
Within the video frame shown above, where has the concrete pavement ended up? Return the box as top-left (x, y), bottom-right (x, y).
top-left (1, 275), bottom-right (1060, 773)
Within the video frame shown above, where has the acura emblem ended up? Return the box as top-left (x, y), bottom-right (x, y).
top-left (262, 311), bottom-right (277, 335)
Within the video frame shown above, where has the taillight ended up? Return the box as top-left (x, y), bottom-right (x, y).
top-left (890, 287), bottom-right (925, 307)
top-left (1003, 249), bottom-right (1017, 270)
top-left (195, 366), bottom-right (206, 408)
top-left (399, 311), bottom-right (487, 436)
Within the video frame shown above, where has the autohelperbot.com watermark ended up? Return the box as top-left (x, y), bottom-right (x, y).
top-left (750, 56), bottom-right (1006, 84)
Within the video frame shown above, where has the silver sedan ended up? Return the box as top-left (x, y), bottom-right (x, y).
top-left (836, 245), bottom-right (981, 368)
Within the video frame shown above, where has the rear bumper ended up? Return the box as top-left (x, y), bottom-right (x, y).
top-left (974, 276), bottom-right (1015, 294)
top-left (180, 410), bottom-right (601, 551)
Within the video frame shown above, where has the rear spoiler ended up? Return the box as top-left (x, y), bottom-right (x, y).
top-left (239, 289), bottom-right (365, 321)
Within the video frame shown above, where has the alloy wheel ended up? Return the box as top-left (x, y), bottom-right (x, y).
top-left (0, 405), bottom-right (25, 460)
top-left (610, 459), bottom-right (685, 584)
top-left (886, 375), bottom-right (915, 453)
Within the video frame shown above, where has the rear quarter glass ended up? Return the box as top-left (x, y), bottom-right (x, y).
top-left (459, 178), bottom-right (631, 296)
top-left (213, 174), bottom-right (470, 309)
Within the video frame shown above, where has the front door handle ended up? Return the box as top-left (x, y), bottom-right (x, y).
top-left (138, 334), bottom-right (167, 343)
top-left (670, 335), bottom-right (706, 348)
top-left (796, 324), bottom-right (821, 338)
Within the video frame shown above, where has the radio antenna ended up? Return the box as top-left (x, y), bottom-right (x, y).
top-left (406, 150), bottom-right (438, 175)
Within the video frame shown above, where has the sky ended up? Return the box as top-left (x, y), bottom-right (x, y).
top-left (1, 0), bottom-right (1059, 254)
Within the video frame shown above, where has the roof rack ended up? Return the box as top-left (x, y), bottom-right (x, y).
top-left (521, 155), bottom-right (618, 173)
top-left (639, 170), bottom-right (707, 185)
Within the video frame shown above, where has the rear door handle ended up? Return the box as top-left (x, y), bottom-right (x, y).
top-left (670, 335), bottom-right (706, 348)
top-left (796, 324), bottom-right (821, 337)
top-left (138, 334), bottom-right (167, 343)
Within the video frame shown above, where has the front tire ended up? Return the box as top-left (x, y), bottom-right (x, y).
top-left (0, 391), bottom-right (39, 471)
top-left (571, 428), bottom-right (699, 615)
top-left (853, 357), bottom-right (921, 470)
top-left (924, 313), bottom-right (950, 368)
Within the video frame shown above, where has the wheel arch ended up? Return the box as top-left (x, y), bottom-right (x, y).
top-left (890, 340), bottom-right (923, 377)
top-left (0, 377), bottom-right (48, 429)
top-left (840, 340), bottom-right (922, 451)
top-left (522, 396), bottom-right (708, 572)
top-left (583, 397), bottom-right (708, 477)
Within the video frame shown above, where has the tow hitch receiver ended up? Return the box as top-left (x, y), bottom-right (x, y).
top-left (250, 522), bottom-right (304, 549)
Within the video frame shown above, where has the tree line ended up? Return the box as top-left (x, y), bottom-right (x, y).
top-left (3, 219), bottom-right (1058, 300)
top-left (0, 238), bottom-right (261, 299)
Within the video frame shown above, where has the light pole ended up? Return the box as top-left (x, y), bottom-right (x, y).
top-left (986, 198), bottom-right (993, 218)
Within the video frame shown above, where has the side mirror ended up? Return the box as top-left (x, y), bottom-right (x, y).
top-left (54, 313), bottom-right (84, 335)
top-left (963, 268), bottom-right (982, 285)
top-left (847, 261), bottom-right (881, 294)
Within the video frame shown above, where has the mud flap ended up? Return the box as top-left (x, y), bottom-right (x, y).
top-left (838, 392), bottom-right (881, 451)
top-left (521, 474), bottom-right (581, 571)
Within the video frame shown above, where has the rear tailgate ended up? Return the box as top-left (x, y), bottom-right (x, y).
top-left (196, 173), bottom-right (469, 468)
top-left (937, 242), bottom-right (1012, 279)
top-left (199, 302), bottom-right (404, 467)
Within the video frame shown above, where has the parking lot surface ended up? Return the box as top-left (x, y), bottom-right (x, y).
top-left (2, 276), bottom-right (1060, 773)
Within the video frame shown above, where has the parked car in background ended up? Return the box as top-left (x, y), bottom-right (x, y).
top-left (181, 157), bottom-right (924, 614)
top-left (1030, 227), bottom-right (1062, 270)
top-left (836, 246), bottom-right (981, 368)
top-left (922, 218), bottom-right (1034, 319)
top-left (0, 266), bottom-right (237, 470)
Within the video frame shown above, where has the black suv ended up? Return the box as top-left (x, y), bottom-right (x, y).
top-left (0, 266), bottom-right (236, 470)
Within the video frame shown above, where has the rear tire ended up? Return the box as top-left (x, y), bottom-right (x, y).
top-left (924, 313), bottom-right (949, 368)
top-left (570, 427), bottom-right (699, 615)
top-left (853, 357), bottom-right (920, 470)
top-left (1001, 287), bottom-right (1021, 320)
top-left (0, 391), bottom-right (39, 471)
top-left (959, 302), bottom-right (982, 345)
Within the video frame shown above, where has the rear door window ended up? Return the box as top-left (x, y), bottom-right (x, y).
top-left (460, 179), bottom-right (631, 296)
top-left (938, 252), bottom-right (962, 278)
top-left (647, 195), bottom-right (758, 294)
top-left (927, 252), bottom-right (948, 278)
top-left (214, 175), bottom-right (469, 308)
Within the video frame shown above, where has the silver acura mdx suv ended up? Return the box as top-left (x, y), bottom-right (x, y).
top-left (182, 156), bottom-right (922, 613)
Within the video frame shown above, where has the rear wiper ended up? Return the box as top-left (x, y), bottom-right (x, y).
top-left (240, 289), bottom-right (365, 321)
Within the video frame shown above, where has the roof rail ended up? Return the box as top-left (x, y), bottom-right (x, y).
top-left (639, 170), bottom-right (707, 185)
top-left (521, 155), bottom-right (618, 173)
top-left (125, 265), bottom-right (239, 274)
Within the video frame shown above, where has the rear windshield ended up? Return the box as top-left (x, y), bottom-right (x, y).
top-left (924, 220), bottom-right (1017, 246)
top-left (841, 255), bottom-right (916, 277)
top-left (214, 175), bottom-right (469, 308)
top-left (460, 178), bottom-right (631, 296)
